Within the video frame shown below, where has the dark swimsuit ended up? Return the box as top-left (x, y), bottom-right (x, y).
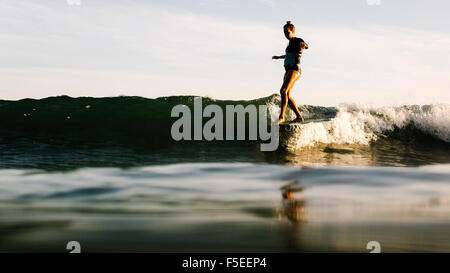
top-left (284, 37), bottom-right (306, 73)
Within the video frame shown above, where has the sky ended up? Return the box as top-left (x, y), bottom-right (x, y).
top-left (0, 0), bottom-right (449, 106)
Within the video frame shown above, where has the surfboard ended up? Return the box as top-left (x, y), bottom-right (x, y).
top-left (279, 118), bottom-right (332, 126)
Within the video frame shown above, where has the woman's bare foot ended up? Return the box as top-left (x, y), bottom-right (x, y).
top-left (278, 116), bottom-right (286, 124)
top-left (291, 116), bottom-right (304, 123)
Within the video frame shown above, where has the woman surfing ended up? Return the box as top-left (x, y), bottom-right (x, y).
top-left (272, 21), bottom-right (308, 124)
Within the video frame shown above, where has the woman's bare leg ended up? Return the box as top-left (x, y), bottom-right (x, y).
top-left (278, 70), bottom-right (295, 123)
top-left (279, 70), bottom-right (302, 123)
top-left (285, 71), bottom-right (303, 121)
top-left (287, 88), bottom-right (304, 122)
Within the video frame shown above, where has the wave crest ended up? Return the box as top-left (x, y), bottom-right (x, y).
top-left (274, 101), bottom-right (450, 150)
top-left (1, 95), bottom-right (448, 150)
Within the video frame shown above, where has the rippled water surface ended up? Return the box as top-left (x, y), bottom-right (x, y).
top-left (1, 163), bottom-right (449, 252)
top-left (1, 96), bottom-right (449, 252)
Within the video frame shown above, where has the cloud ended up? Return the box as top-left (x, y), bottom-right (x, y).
top-left (257, 0), bottom-right (276, 7)
top-left (299, 24), bottom-right (450, 105)
top-left (0, 0), bottom-right (449, 106)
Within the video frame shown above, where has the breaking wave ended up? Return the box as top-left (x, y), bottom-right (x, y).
top-left (0, 94), bottom-right (448, 151)
top-left (271, 98), bottom-right (450, 150)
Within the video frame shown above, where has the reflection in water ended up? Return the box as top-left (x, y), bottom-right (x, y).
top-left (279, 180), bottom-right (306, 224)
top-left (265, 139), bottom-right (450, 167)
top-left (278, 180), bottom-right (307, 252)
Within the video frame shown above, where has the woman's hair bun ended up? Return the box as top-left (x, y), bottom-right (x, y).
top-left (284, 21), bottom-right (295, 31)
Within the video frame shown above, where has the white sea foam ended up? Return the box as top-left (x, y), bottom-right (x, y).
top-left (269, 102), bottom-right (450, 150)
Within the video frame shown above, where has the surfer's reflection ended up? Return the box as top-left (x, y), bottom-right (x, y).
top-left (278, 180), bottom-right (306, 223)
top-left (278, 179), bottom-right (306, 252)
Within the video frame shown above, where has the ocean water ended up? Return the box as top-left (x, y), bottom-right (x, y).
top-left (0, 95), bottom-right (449, 252)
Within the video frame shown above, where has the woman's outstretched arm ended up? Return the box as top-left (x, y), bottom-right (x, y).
top-left (302, 42), bottom-right (308, 50)
top-left (272, 55), bottom-right (285, 59)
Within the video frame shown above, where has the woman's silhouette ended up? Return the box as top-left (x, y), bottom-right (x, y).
top-left (272, 21), bottom-right (308, 124)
